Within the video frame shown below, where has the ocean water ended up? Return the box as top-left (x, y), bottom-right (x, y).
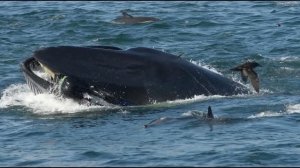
top-left (0, 1), bottom-right (300, 166)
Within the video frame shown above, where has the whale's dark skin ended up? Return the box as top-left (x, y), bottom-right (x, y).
top-left (30, 46), bottom-right (249, 106)
top-left (112, 11), bottom-right (160, 24)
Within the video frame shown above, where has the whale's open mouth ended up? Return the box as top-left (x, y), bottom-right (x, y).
top-left (20, 56), bottom-right (117, 106)
top-left (21, 57), bottom-right (53, 95)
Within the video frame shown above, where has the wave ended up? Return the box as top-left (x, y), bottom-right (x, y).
top-left (248, 103), bottom-right (300, 119)
top-left (278, 56), bottom-right (300, 62)
top-left (0, 83), bottom-right (252, 115)
top-left (166, 94), bottom-right (225, 105)
top-left (286, 104), bottom-right (300, 113)
top-left (0, 84), bottom-right (111, 115)
top-left (188, 21), bottom-right (222, 27)
top-left (189, 60), bottom-right (223, 75)
top-left (275, 1), bottom-right (300, 7)
top-left (248, 111), bottom-right (283, 119)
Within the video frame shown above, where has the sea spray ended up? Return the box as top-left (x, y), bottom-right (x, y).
top-left (0, 83), bottom-right (108, 115)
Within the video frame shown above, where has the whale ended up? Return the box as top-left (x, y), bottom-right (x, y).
top-left (112, 10), bottom-right (160, 24)
top-left (21, 45), bottom-right (249, 106)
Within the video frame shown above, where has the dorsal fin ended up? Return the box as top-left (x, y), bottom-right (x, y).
top-left (207, 106), bottom-right (214, 119)
top-left (121, 11), bottom-right (133, 18)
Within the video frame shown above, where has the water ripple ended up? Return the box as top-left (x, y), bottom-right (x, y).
top-left (0, 1), bottom-right (300, 166)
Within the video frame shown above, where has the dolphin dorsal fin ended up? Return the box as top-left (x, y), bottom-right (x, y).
top-left (207, 106), bottom-right (214, 119)
top-left (121, 11), bottom-right (133, 18)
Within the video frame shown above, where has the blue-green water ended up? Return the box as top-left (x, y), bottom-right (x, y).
top-left (1, 1), bottom-right (300, 166)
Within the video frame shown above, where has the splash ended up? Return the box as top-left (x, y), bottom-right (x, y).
top-left (279, 56), bottom-right (300, 62)
top-left (0, 83), bottom-right (114, 115)
top-left (181, 110), bottom-right (194, 117)
top-left (189, 60), bottom-right (223, 75)
top-left (0, 84), bottom-right (227, 115)
top-left (248, 104), bottom-right (300, 119)
top-left (0, 81), bottom-right (259, 115)
top-left (275, 1), bottom-right (300, 6)
top-left (286, 104), bottom-right (300, 114)
top-left (248, 111), bottom-right (283, 119)
top-left (166, 94), bottom-right (225, 105)
top-left (189, 60), bottom-right (272, 95)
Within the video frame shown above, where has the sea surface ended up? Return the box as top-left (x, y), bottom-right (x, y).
top-left (0, 1), bottom-right (300, 166)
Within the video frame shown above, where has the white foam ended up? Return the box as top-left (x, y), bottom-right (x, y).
top-left (189, 60), bottom-right (223, 75)
top-left (280, 67), bottom-right (295, 71)
top-left (0, 80), bottom-right (261, 115)
top-left (166, 94), bottom-right (225, 105)
top-left (286, 104), bottom-right (300, 114)
top-left (248, 104), bottom-right (300, 119)
top-left (231, 73), bottom-right (272, 95)
top-left (188, 60), bottom-right (272, 95)
top-left (0, 84), bottom-right (114, 115)
top-left (276, 1), bottom-right (300, 6)
top-left (280, 56), bottom-right (293, 61)
top-left (181, 110), bottom-right (194, 117)
top-left (117, 109), bottom-right (130, 114)
top-left (278, 56), bottom-right (300, 62)
top-left (248, 111), bottom-right (283, 119)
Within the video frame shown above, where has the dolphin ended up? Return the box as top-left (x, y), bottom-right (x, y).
top-left (144, 106), bottom-right (215, 128)
top-left (144, 106), bottom-right (258, 131)
top-left (112, 10), bottom-right (160, 24)
top-left (144, 117), bottom-right (171, 128)
top-left (230, 61), bottom-right (261, 93)
top-left (191, 106), bottom-right (214, 120)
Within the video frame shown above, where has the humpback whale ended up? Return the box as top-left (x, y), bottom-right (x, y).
top-left (21, 45), bottom-right (249, 106)
top-left (112, 10), bottom-right (160, 24)
top-left (230, 61), bottom-right (261, 93)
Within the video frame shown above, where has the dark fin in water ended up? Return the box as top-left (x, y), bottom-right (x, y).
top-left (207, 106), bottom-right (214, 119)
top-left (121, 10), bottom-right (133, 18)
top-left (230, 61), bottom-right (261, 93)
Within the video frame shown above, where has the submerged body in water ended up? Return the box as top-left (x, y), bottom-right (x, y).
top-left (144, 106), bottom-right (253, 129)
top-left (21, 45), bottom-right (249, 106)
top-left (112, 10), bottom-right (160, 24)
top-left (144, 106), bottom-right (215, 128)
